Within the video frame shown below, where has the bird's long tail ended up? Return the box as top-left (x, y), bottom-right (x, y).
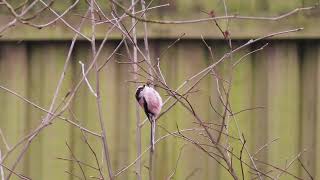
top-left (150, 118), bottom-right (156, 152)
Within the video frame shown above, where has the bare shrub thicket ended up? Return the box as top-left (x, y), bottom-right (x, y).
top-left (0, 0), bottom-right (318, 180)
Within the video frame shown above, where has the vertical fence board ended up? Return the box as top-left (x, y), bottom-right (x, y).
top-left (211, 42), bottom-right (234, 180)
top-left (204, 40), bottom-right (223, 179)
top-left (99, 42), bottom-right (119, 179)
top-left (153, 40), bottom-right (181, 179)
top-left (251, 43), bottom-right (269, 175)
top-left (40, 43), bottom-right (72, 179)
top-left (0, 42), bottom-right (28, 179)
top-left (24, 43), bottom-right (45, 179)
top-left (228, 43), bottom-right (254, 179)
top-left (300, 41), bottom-right (317, 179)
top-left (163, 41), bottom-right (192, 180)
top-left (146, 41), bottom-right (171, 179)
top-left (112, 46), bottom-right (132, 180)
top-left (70, 42), bottom-right (101, 179)
top-left (99, 43), bottom-right (124, 179)
top-left (173, 41), bottom-right (213, 179)
top-left (70, 42), bottom-right (90, 179)
top-left (267, 42), bottom-right (300, 179)
top-left (211, 41), bottom-right (254, 179)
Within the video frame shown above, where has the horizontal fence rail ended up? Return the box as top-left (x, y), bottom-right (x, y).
top-left (0, 0), bottom-right (320, 40)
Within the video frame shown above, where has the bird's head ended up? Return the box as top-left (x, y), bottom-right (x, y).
top-left (146, 81), bottom-right (153, 87)
top-left (135, 85), bottom-right (145, 101)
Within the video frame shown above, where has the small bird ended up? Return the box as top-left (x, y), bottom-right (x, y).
top-left (135, 83), bottom-right (162, 152)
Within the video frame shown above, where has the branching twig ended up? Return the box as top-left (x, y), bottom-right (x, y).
top-left (90, 0), bottom-right (114, 178)
top-left (65, 142), bottom-right (87, 180)
top-left (298, 158), bottom-right (314, 180)
top-left (79, 61), bottom-right (97, 97)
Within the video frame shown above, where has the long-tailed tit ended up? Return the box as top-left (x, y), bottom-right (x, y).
top-left (135, 84), bottom-right (162, 152)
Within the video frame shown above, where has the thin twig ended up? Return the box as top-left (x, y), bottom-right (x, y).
top-left (57, 157), bottom-right (99, 171)
top-left (0, 129), bottom-right (10, 150)
top-left (114, 128), bottom-right (205, 177)
top-left (96, 3), bottom-right (170, 24)
top-left (298, 158), bottom-right (314, 180)
top-left (65, 142), bottom-right (87, 180)
top-left (79, 61), bottom-right (97, 97)
top-left (232, 43), bottom-right (269, 68)
top-left (254, 138), bottom-right (279, 157)
top-left (0, 163), bottom-right (30, 180)
top-left (275, 150), bottom-right (306, 179)
top-left (64, 170), bottom-right (83, 180)
top-left (166, 145), bottom-right (185, 180)
top-left (240, 134), bottom-right (246, 180)
top-left (80, 130), bottom-right (104, 179)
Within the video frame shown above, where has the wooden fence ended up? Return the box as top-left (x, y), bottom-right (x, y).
top-left (1, 0), bottom-right (320, 180)
top-left (0, 40), bottom-right (319, 180)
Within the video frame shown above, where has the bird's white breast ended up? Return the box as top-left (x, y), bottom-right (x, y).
top-left (143, 86), bottom-right (162, 117)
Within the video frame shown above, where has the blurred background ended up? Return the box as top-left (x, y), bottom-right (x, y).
top-left (0, 0), bottom-right (320, 179)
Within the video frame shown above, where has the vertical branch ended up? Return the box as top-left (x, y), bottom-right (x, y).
top-left (240, 135), bottom-right (246, 180)
top-left (140, 1), bottom-right (156, 179)
top-left (131, 1), bottom-right (142, 180)
top-left (90, 1), bottom-right (113, 179)
top-left (149, 119), bottom-right (155, 180)
top-left (140, 0), bottom-right (153, 81)
top-left (149, 118), bottom-right (156, 180)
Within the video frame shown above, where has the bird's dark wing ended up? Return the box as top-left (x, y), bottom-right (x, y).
top-left (143, 97), bottom-right (154, 122)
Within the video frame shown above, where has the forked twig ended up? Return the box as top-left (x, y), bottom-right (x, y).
top-left (79, 61), bottom-right (97, 97)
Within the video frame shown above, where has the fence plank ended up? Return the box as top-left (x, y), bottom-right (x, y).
top-left (39, 42), bottom-right (72, 179)
top-left (23, 42), bottom-right (72, 179)
top-left (266, 42), bottom-right (300, 179)
top-left (251, 42), bottom-right (269, 175)
top-left (300, 41), bottom-right (317, 179)
top-left (152, 40), bottom-right (182, 179)
top-left (172, 40), bottom-right (218, 179)
top-left (70, 42), bottom-right (103, 179)
top-left (111, 45), bottom-right (134, 180)
top-left (0, 42), bottom-right (28, 179)
top-left (24, 42), bottom-right (45, 179)
top-left (229, 43), bottom-right (254, 180)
